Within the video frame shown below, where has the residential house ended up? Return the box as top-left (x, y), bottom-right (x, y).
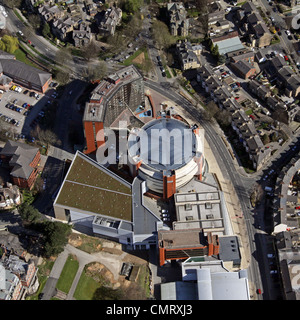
top-left (248, 80), bottom-right (271, 101)
top-left (96, 7), bottom-right (122, 36)
top-left (0, 140), bottom-right (41, 190)
top-left (229, 51), bottom-right (255, 64)
top-left (275, 231), bottom-right (300, 300)
top-left (176, 40), bottom-right (202, 71)
top-left (0, 255), bottom-right (39, 300)
top-left (52, 16), bottom-right (78, 42)
top-left (85, 0), bottom-right (98, 17)
top-left (72, 23), bottom-right (92, 47)
top-left (238, 2), bottom-right (272, 48)
top-left (0, 183), bottom-right (21, 208)
top-left (0, 267), bottom-right (24, 300)
top-left (231, 109), bottom-right (270, 170)
top-left (230, 60), bottom-right (257, 79)
top-left (38, 4), bottom-right (64, 23)
top-left (2, 255), bottom-right (39, 296)
top-left (167, 2), bottom-right (189, 36)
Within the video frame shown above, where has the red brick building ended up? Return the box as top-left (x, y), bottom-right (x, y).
top-left (158, 229), bottom-right (219, 266)
top-left (0, 140), bottom-right (41, 190)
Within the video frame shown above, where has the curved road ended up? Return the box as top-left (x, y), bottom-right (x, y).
top-left (145, 79), bottom-right (266, 298)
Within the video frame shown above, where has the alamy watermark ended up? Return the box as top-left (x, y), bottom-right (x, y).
top-left (0, 263), bottom-right (5, 290)
top-left (291, 5), bottom-right (300, 30)
top-left (95, 120), bottom-right (205, 172)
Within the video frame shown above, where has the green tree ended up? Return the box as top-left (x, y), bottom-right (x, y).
top-left (42, 221), bottom-right (72, 257)
top-left (18, 202), bottom-right (41, 223)
top-left (42, 22), bottom-right (51, 38)
top-left (55, 70), bottom-right (70, 85)
top-left (122, 0), bottom-right (143, 14)
top-left (211, 44), bottom-right (219, 57)
top-left (152, 20), bottom-right (175, 50)
top-left (0, 35), bottom-right (19, 54)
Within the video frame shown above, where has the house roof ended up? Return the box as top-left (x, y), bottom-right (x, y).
top-left (0, 58), bottom-right (51, 88)
top-left (0, 140), bottom-right (39, 179)
top-left (212, 36), bottom-right (244, 55)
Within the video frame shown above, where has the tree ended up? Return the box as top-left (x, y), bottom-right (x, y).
top-left (0, 35), bottom-right (19, 54)
top-left (4, 0), bottom-right (22, 8)
top-left (29, 14), bottom-right (41, 30)
top-left (206, 100), bottom-right (219, 118)
top-left (55, 70), bottom-right (70, 85)
top-left (195, 0), bottom-right (209, 36)
top-left (82, 42), bottom-right (100, 61)
top-left (55, 47), bottom-right (72, 66)
top-left (42, 221), bottom-right (72, 257)
top-left (211, 44), bottom-right (219, 57)
top-left (152, 20), bottom-right (175, 51)
top-left (19, 203), bottom-right (41, 224)
top-left (39, 129), bottom-right (61, 149)
top-left (83, 61), bottom-right (107, 81)
top-left (42, 22), bottom-right (51, 38)
top-left (122, 0), bottom-right (143, 14)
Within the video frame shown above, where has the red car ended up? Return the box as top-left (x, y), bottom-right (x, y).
top-left (236, 82), bottom-right (241, 87)
top-left (284, 55), bottom-right (288, 61)
top-left (296, 206), bottom-right (300, 210)
top-left (257, 289), bottom-right (262, 294)
top-left (28, 40), bottom-right (32, 45)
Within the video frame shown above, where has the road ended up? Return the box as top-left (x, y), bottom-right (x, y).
top-left (144, 78), bottom-right (300, 299)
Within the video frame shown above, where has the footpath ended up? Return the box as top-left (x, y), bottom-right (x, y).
top-left (42, 242), bottom-right (127, 300)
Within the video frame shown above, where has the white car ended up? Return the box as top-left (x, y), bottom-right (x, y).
top-left (2, 11), bottom-right (7, 18)
top-left (17, 30), bottom-right (24, 37)
top-left (286, 30), bottom-right (291, 36)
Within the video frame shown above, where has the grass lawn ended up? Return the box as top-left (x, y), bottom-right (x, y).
top-left (73, 266), bottom-right (102, 300)
top-left (14, 48), bottom-right (38, 68)
top-left (56, 254), bottom-right (79, 294)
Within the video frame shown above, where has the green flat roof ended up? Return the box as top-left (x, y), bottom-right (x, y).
top-left (56, 152), bottom-right (132, 221)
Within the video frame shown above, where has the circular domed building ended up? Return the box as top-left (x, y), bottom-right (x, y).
top-left (127, 116), bottom-right (205, 199)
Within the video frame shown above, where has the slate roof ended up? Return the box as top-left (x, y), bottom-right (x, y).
top-left (0, 58), bottom-right (51, 88)
top-left (0, 140), bottom-right (39, 179)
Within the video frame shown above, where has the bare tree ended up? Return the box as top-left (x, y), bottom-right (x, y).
top-left (83, 61), bottom-right (107, 81)
top-left (32, 125), bottom-right (61, 149)
top-left (195, 0), bottom-right (209, 37)
top-left (82, 41), bottom-right (100, 61)
top-left (55, 47), bottom-right (72, 66)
